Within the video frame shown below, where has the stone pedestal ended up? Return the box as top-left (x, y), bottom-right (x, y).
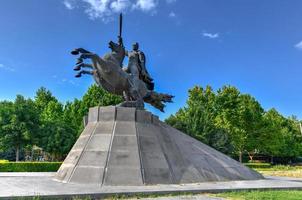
top-left (54, 106), bottom-right (263, 186)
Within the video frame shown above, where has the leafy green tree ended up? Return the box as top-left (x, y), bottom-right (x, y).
top-left (63, 99), bottom-right (83, 137)
top-left (0, 101), bottom-right (14, 154)
top-left (214, 86), bottom-right (244, 161)
top-left (81, 84), bottom-right (123, 115)
top-left (185, 86), bottom-right (217, 142)
top-left (260, 109), bottom-right (302, 163)
top-left (166, 85), bottom-right (266, 161)
top-left (34, 87), bottom-right (58, 112)
top-left (0, 95), bottom-right (39, 161)
top-left (215, 87), bottom-right (265, 162)
top-left (166, 85), bottom-right (233, 154)
top-left (237, 94), bottom-right (264, 162)
top-left (39, 100), bottom-right (75, 160)
top-left (165, 108), bottom-right (187, 133)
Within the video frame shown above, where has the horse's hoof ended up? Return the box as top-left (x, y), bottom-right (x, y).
top-left (73, 65), bottom-right (81, 71)
top-left (75, 73), bottom-right (81, 78)
top-left (71, 49), bottom-right (79, 55)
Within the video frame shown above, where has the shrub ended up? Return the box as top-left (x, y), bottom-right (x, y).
top-left (244, 162), bottom-right (271, 169)
top-left (0, 162), bottom-right (62, 172)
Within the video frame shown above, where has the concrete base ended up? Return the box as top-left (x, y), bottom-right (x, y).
top-left (55, 106), bottom-right (263, 186)
top-left (1, 173), bottom-right (302, 199)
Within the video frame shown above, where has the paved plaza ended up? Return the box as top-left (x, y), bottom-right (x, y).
top-left (1, 173), bottom-right (302, 199)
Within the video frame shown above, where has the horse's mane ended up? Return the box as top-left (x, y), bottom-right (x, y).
top-left (103, 51), bottom-right (124, 68)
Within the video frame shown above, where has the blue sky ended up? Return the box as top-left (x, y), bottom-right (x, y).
top-left (0, 0), bottom-right (302, 119)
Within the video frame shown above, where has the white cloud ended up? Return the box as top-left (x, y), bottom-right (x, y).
top-left (202, 32), bottom-right (219, 39)
top-left (110, 0), bottom-right (131, 12)
top-left (132, 0), bottom-right (157, 12)
top-left (63, 0), bottom-right (159, 21)
top-left (83, 0), bottom-right (112, 20)
top-left (57, 77), bottom-right (79, 86)
top-left (166, 0), bottom-right (176, 4)
top-left (0, 63), bottom-right (15, 72)
top-left (295, 41), bottom-right (302, 50)
top-left (63, 0), bottom-right (76, 10)
top-left (68, 80), bottom-right (78, 85)
top-left (169, 11), bottom-right (176, 18)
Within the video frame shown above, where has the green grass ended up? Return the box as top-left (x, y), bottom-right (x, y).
top-left (213, 190), bottom-right (302, 200)
top-left (0, 162), bottom-right (62, 172)
top-left (14, 190), bottom-right (302, 200)
top-left (245, 163), bottom-right (302, 178)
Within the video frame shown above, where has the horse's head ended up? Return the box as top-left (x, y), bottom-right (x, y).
top-left (109, 41), bottom-right (125, 54)
top-left (108, 40), bottom-right (125, 65)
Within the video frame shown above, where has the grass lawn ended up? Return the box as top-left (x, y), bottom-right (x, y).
top-left (19, 190), bottom-right (302, 199)
top-left (249, 164), bottom-right (302, 178)
top-left (212, 190), bottom-right (302, 200)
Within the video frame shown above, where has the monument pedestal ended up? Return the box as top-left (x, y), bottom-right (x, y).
top-left (54, 106), bottom-right (263, 186)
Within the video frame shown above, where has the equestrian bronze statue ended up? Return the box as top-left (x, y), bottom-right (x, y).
top-left (71, 14), bottom-right (173, 112)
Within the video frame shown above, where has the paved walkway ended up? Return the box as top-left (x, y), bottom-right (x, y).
top-left (1, 173), bottom-right (302, 199)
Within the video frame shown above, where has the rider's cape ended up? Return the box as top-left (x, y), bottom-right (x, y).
top-left (137, 51), bottom-right (154, 90)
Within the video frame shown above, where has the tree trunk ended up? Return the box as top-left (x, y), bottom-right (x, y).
top-left (271, 156), bottom-right (274, 164)
top-left (239, 151), bottom-right (243, 163)
top-left (248, 152), bottom-right (254, 162)
top-left (51, 153), bottom-right (55, 162)
top-left (16, 145), bottom-right (20, 162)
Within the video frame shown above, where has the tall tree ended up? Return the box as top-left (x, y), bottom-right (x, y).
top-left (260, 109), bottom-right (302, 163)
top-left (81, 84), bottom-right (123, 115)
top-left (0, 95), bottom-right (39, 161)
top-left (63, 99), bottom-right (83, 137)
top-left (0, 101), bottom-right (14, 155)
top-left (39, 100), bottom-right (75, 160)
top-left (34, 87), bottom-right (58, 112)
top-left (215, 87), bottom-right (265, 162)
top-left (166, 85), bottom-right (233, 154)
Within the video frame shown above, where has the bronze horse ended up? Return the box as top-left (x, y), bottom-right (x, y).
top-left (71, 40), bottom-right (173, 112)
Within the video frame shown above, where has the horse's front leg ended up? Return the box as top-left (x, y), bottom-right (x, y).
top-left (78, 53), bottom-right (97, 60)
top-left (71, 48), bottom-right (92, 55)
top-left (73, 63), bottom-right (93, 71)
top-left (75, 70), bottom-right (95, 78)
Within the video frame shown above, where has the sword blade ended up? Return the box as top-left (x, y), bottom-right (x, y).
top-left (119, 13), bottom-right (123, 37)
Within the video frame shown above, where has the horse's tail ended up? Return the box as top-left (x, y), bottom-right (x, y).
top-left (144, 91), bottom-right (174, 112)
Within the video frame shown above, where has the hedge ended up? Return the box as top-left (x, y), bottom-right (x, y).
top-left (0, 162), bottom-right (62, 172)
top-left (244, 162), bottom-right (271, 169)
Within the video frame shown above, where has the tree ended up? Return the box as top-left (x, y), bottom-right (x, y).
top-left (34, 87), bottom-right (58, 113)
top-left (166, 85), bottom-right (267, 162)
top-left (63, 99), bottom-right (83, 137)
top-left (260, 109), bottom-right (302, 163)
top-left (39, 100), bottom-right (76, 160)
top-left (0, 95), bottom-right (39, 161)
top-left (215, 87), bottom-right (265, 162)
top-left (81, 84), bottom-right (123, 115)
top-left (0, 101), bottom-right (14, 155)
top-left (166, 85), bottom-right (233, 154)
top-left (237, 94), bottom-right (264, 162)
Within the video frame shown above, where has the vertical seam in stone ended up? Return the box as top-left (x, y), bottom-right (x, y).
top-left (156, 122), bottom-right (176, 184)
top-left (135, 110), bottom-right (145, 185)
top-left (67, 121), bottom-right (98, 183)
top-left (101, 107), bottom-right (116, 186)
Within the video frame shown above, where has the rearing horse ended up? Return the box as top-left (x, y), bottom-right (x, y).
top-left (71, 40), bottom-right (173, 112)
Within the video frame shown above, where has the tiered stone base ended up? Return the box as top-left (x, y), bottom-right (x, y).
top-left (54, 106), bottom-right (263, 186)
